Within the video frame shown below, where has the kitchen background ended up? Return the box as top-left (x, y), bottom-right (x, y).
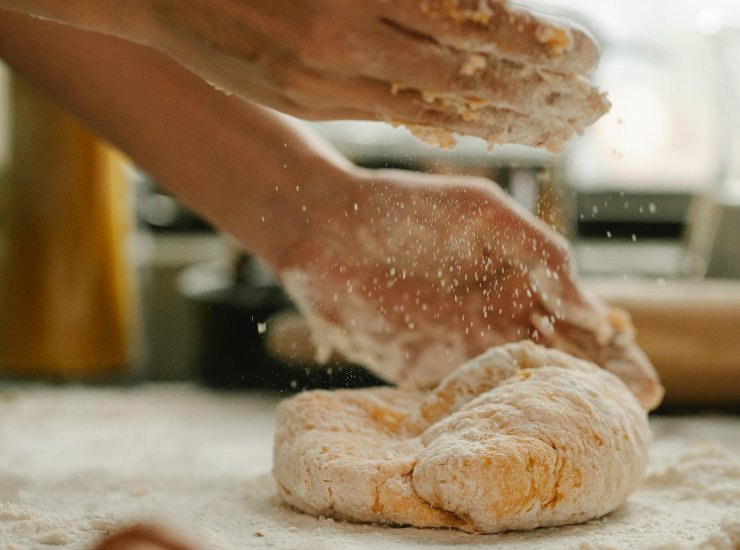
top-left (0, 1), bottom-right (739, 409)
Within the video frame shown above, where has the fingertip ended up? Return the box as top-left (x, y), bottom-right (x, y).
top-left (567, 23), bottom-right (603, 74)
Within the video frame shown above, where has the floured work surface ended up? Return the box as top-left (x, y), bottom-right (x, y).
top-left (1, 384), bottom-right (739, 549)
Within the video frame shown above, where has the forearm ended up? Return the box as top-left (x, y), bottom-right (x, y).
top-left (0, 9), bottom-right (356, 266)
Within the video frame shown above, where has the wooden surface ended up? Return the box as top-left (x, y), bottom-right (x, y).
top-left (590, 278), bottom-right (740, 407)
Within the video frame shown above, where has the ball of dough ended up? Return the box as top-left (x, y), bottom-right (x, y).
top-left (273, 342), bottom-right (651, 533)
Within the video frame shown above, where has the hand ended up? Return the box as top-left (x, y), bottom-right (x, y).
top-left (274, 169), bottom-right (664, 410)
top-left (144, 0), bottom-right (609, 151)
top-left (2, 0), bottom-right (610, 149)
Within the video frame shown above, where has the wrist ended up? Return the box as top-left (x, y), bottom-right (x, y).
top-left (254, 161), bottom-right (362, 271)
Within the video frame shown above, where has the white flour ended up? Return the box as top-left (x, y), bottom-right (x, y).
top-left (0, 385), bottom-right (738, 550)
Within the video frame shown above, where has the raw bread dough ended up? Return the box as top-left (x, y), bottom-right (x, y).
top-left (273, 342), bottom-right (651, 533)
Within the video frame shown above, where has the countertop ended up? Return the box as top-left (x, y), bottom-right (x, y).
top-left (1, 384), bottom-right (739, 550)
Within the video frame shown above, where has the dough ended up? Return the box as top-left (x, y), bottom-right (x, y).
top-left (273, 342), bottom-right (651, 533)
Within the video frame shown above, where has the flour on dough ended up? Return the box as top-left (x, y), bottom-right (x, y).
top-left (273, 342), bottom-right (651, 533)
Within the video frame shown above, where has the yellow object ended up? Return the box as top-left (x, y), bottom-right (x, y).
top-left (0, 76), bottom-right (135, 379)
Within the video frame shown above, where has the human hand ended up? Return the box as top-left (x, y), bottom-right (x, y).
top-left (273, 169), bottom-right (664, 410)
top-left (144, 0), bottom-right (609, 151)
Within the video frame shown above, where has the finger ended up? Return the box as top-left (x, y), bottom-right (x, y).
top-left (477, 193), bottom-right (603, 318)
top-left (395, 62), bottom-right (609, 132)
top-left (531, 266), bottom-right (608, 333)
top-left (553, 310), bottom-right (665, 411)
top-left (248, 57), bottom-right (577, 150)
top-left (385, 0), bottom-right (601, 75)
top-left (209, 46), bottom-right (581, 151)
top-left (226, 75), bottom-right (376, 122)
top-left (528, 276), bottom-right (664, 412)
top-left (185, 36), bottom-right (594, 150)
top-left (354, 21), bottom-right (609, 130)
top-left (392, 111), bottom-right (573, 152)
top-left (358, 81), bottom-right (577, 151)
top-left (448, 60), bottom-right (609, 131)
top-left (600, 333), bottom-right (665, 411)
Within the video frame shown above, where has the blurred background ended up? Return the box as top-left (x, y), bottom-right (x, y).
top-left (0, 0), bottom-right (739, 410)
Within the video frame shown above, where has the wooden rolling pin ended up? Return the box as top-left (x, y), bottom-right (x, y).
top-left (589, 278), bottom-right (740, 407)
